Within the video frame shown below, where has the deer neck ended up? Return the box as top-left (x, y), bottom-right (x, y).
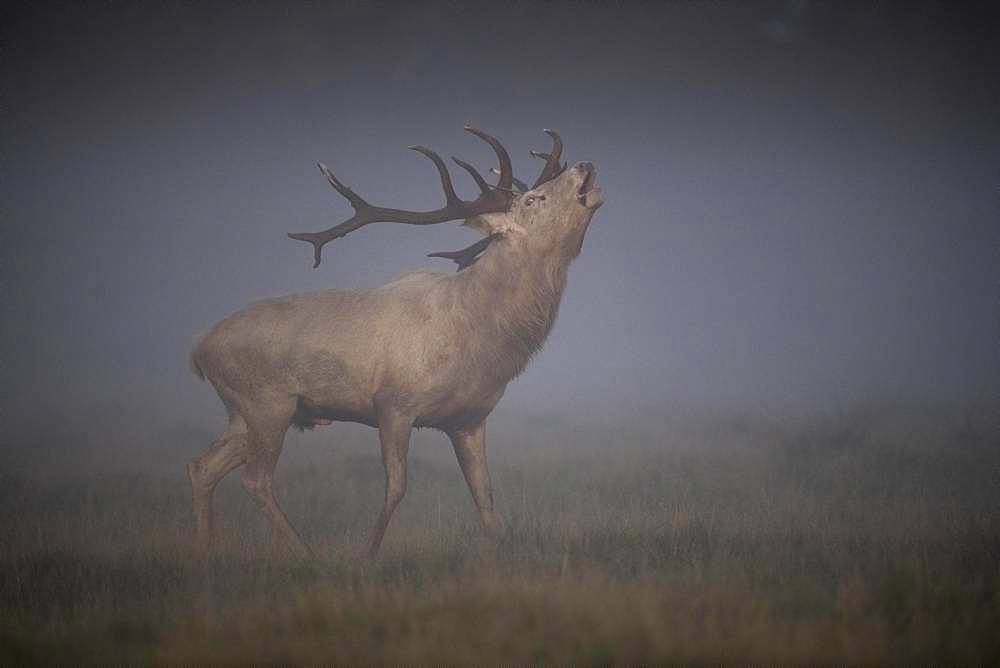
top-left (456, 237), bottom-right (571, 381)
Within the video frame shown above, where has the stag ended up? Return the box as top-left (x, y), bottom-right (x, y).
top-left (188, 126), bottom-right (603, 557)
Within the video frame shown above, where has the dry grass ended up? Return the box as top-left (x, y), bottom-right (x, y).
top-left (1, 403), bottom-right (998, 664)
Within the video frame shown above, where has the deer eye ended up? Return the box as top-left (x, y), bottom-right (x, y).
top-left (524, 196), bottom-right (536, 206)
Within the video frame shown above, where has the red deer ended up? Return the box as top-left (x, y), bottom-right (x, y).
top-left (188, 126), bottom-right (603, 557)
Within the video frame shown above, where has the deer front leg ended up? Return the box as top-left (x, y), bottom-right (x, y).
top-left (448, 421), bottom-right (507, 537)
top-left (368, 410), bottom-right (414, 557)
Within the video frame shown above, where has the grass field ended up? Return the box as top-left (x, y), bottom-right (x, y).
top-left (1, 402), bottom-right (997, 664)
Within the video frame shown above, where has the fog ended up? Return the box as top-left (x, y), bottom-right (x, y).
top-left (4, 5), bottom-right (1000, 661)
top-left (3, 2), bottom-right (997, 448)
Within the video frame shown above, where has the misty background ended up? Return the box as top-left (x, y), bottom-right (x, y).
top-left (2, 2), bottom-right (997, 471)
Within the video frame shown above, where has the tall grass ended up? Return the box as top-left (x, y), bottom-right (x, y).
top-left (1, 403), bottom-right (997, 664)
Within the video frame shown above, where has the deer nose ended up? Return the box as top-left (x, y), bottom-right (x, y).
top-left (575, 162), bottom-right (594, 173)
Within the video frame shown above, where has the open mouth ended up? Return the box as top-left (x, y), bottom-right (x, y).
top-left (576, 165), bottom-right (603, 209)
top-left (577, 168), bottom-right (596, 197)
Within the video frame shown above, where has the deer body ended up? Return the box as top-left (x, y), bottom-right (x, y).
top-left (193, 234), bottom-right (568, 431)
top-left (188, 128), bottom-right (602, 557)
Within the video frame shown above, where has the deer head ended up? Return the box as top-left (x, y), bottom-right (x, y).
top-left (468, 160), bottom-right (604, 262)
top-left (288, 126), bottom-right (602, 270)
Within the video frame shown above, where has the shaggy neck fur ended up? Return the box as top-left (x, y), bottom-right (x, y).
top-left (454, 235), bottom-right (572, 385)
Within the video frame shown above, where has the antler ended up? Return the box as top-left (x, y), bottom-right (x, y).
top-left (289, 125), bottom-right (516, 268)
top-left (490, 168), bottom-right (529, 192)
top-left (487, 129), bottom-right (563, 193)
top-left (427, 233), bottom-right (502, 270)
top-left (531, 129), bottom-right (565, 187)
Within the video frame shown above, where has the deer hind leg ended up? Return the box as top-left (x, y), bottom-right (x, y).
top-left (240, 404), bottom-right (313, 559)
top-left (367, 411), bottom-right (414, 558)
top-left (188, 416), bottom-right (248, 554)
top-left (448, 421), bottom-right (507, 537)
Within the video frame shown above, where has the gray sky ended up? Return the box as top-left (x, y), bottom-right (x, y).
top-left (3, 1), bottom-right (998, 434)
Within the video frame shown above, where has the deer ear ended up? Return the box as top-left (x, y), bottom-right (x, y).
top-left (463, 211), bottom-right (522, 236)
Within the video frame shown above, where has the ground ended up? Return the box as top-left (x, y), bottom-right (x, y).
top-left (1, 402), bottom-right (997, 664)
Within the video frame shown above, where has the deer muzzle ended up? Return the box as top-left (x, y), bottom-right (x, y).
top-left (575, 162), bottom-right (603, 210)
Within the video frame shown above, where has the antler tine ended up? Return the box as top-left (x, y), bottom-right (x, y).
top-left (491, 168), bottom-right (529, 192)
top-left (452, 157), bottom-right (491, 195)
top-left (532, 129), bottom-right (563, 187)
top-left (464, 125), bottom-right (513, 191)
top-left (531, 152), bottom-right (567, 178)
top-left (317, 162), bottom-right (368, 210)
top-left (409, 145), bottom-right (462, 208)
top-left (289, 128), bottom-right (516, 268)
top-left (427, 233), bottom-right (501, 271)
top-left (287, 163), bottom-right (373, 268)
